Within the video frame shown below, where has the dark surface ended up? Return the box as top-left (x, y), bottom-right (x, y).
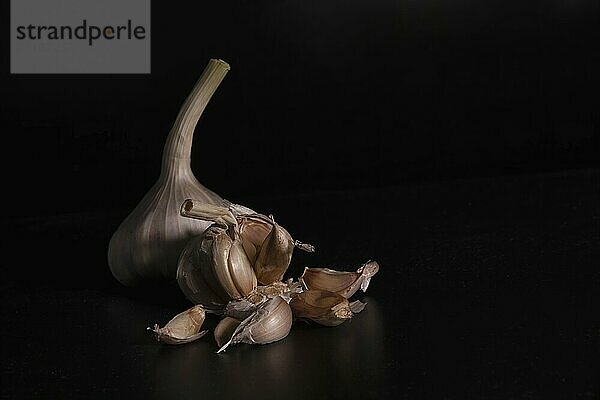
top-left (2, 168), bottom-right (600, 399)
top-left (2, 1), bottom-right (600, 398)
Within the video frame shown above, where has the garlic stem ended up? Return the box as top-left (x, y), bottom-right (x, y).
top-left (161, 59), bottom-right (230, 176)
top-left (180, 198), bottom-right (237, 228)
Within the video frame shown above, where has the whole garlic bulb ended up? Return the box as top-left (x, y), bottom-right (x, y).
top-left (108, 59), bottom-right (230, 286)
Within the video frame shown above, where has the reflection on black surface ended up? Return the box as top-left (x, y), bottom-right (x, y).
top-left (148, 298), bottom-right (387, 400)
top-left (2, 170), bottom-right (600, 399)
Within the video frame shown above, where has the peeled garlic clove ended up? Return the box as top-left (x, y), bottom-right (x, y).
top-left (253, 219), bottom-right (295, 285)
top-left (148, 305), bottom-right (208, 345)
top-left (300, 260), bottom-right (380, 298)
top-left (289, 289), bottom-right (364, 327)
top-left (217, 296), bottom-right (293, 353)
top-left (214, 317), bottom-right (241, 348)
top-left (177, 225), bottom-right (257, 312)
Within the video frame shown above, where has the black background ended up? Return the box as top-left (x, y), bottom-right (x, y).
top-left (2, 0), bottom-right (598, 219)
top-left (2, 1), bottom-right (600, 399)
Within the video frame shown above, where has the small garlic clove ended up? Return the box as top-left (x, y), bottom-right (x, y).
top-left (217, 296), bottom-right (293, 353)
top-left (214, 317), bottom-right (241, 348)
top-left (289, 289), bottom-right (364, 327)
top-left (300, 260), bottom-right (380, 298)
top-left (253, 219), bottom-right (295, 285)
top-left (148, 305), bottom-right (208, 345)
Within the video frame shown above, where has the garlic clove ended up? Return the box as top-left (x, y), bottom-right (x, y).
top-left (148, 305), bottom-right (208, 345)
top-left (253, 219), bottom-right (295, 285)
top-left (227, 237), bottom-right (257, 297)
top-left (211, 232), bottom-right (242, 299)
top-left (177, 233), bottom-right (229, 312)
top-left (237, 216), bottom-right (272, 264)
top-left (300, 260), bottom-right (380, 298)
top-left (217, 296), bottom-right (293, 353)
top-left (289, 289), bottom-right (364, 327)
top-left (214, 317), bottom-right (241, 348)
top-left (176, 225), bottom-right (258, 313)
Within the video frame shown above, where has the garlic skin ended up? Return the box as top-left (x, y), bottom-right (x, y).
top-left (224, 279), bottom-right (304, 320)
top-left (217, 296), bottom-right (293, 353)
top-left (148, 305), bottom-right (208, 345)
top-left (300, 260), bottom-right (380, 298)
top-left (214, 317), bottom-right (241, 348)
top-left (108, 59), bottom-right (230, 286)
top-left (176, 225), bottom-right (257, 313)
top-left (289, 289), bottom-right (365, 327)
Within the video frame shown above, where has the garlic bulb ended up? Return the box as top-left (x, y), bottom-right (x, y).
top-left (177, 199), bottom-right (314, 311)
top-left (217, 296), bottom-right (293, 353)
top-left (108, 59), bottom-right (230, 286)
top-left (289, 289), bottom-right (365, 326)
top-left (176, 225), bottom-right (257, 313)
top-left (148, 305), bottom-right (208, 344)
top-left (300, 260), bottom-right (380, 298)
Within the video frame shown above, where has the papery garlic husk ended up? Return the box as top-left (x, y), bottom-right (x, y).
top-left (176, 225), bottom-right (257, 313)
top-left (224, 279), bottom-right (304, 320)
top-left (214, 317), bottom-right (241, 348)
top-left (108, 59), bottom-right (230, 286)
top-left (289, 289), bottom-right (365, 327)
top-left (217, 296), bottom-right (293, 353)
top-left (148, 305), bottom-right (208, 345)
top-left (300, 260), bottom-right (380, 298)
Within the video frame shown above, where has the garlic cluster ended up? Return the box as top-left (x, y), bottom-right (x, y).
top-left (176, 200), bottom-right (314, 313)
top-left (104, 57), bottom-right (382, 352)
top-left (150, 257), bottom-right (379, 351)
